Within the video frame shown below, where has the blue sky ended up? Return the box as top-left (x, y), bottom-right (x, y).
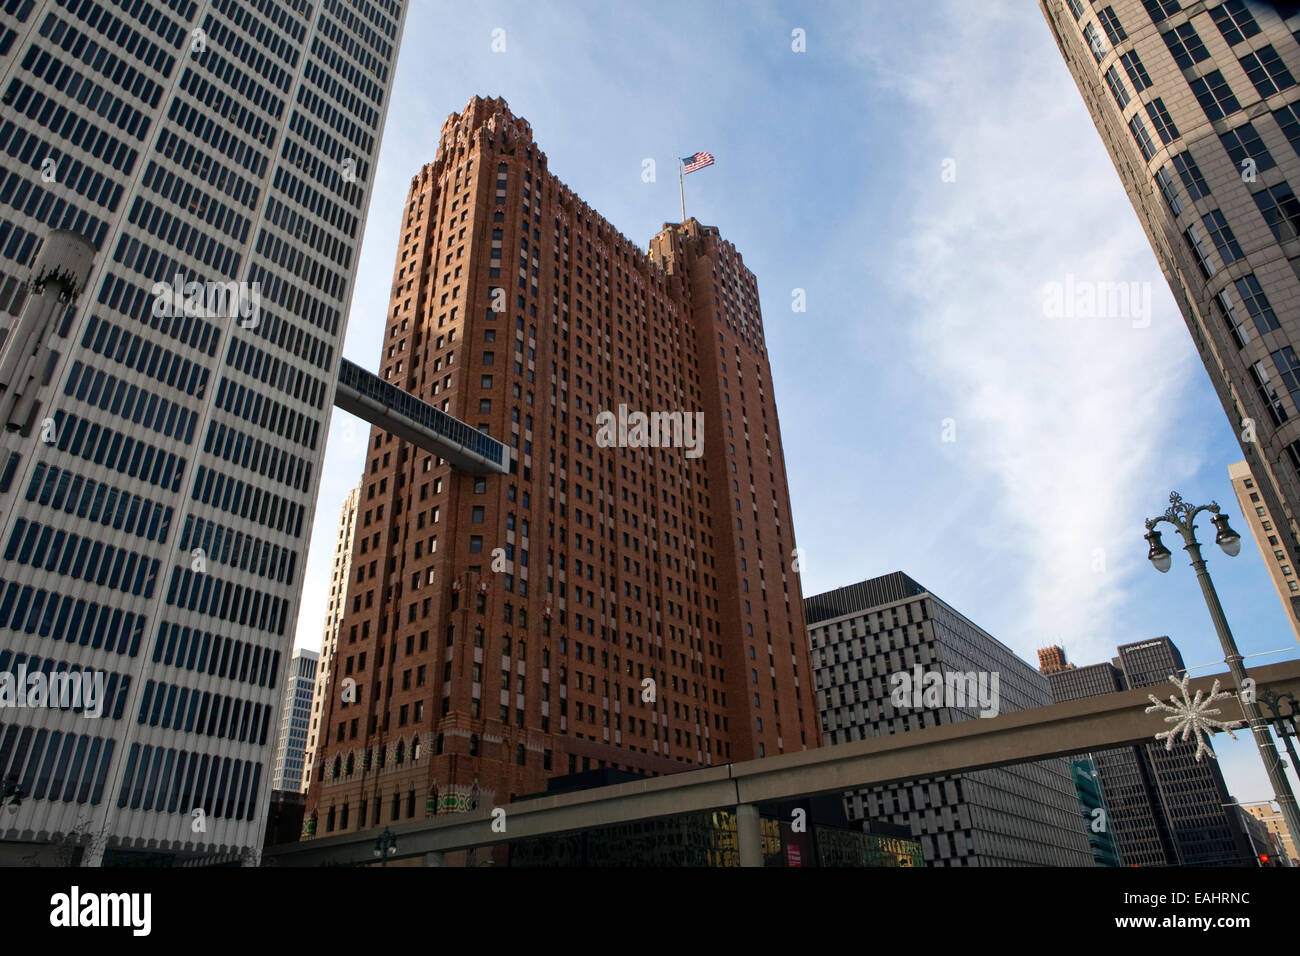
top-left (296, 0), bottom-right (1300, 805)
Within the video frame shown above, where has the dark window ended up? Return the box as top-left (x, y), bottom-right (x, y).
top-left (1142, 0), bottom-right (1181, 22)
top-left (1240, 46), bottom-right (1295, 98)
top-left (1237, 274), bottom-right (1280, 335)
top-left (1274, 104), bottom-right (1300, 155)
top-left (1203, 209), bottom-right (1244, 264)
top-left (1212, 0), bottom-right (1261, 46)
top-left (1252, 360), bottom-right (1289, 425)
top-left (1146, 99), bottom-right (1180, 144)
top-left (1121, 51), bottom-right (1153, 92)
top-left (1156, 166), bottom-right (1184, 215)
top-left (1253, 182), bottom-right (1300, 242)
top-left (1189, 70), bottom-right (1240, 121)
top-left (1272, 347), bottom-right (1300, 408)
top-left (1173, 152), bottom-right (1211, 199)
top-left (1106, 65), bottom-right (1131, 109)
top-left (1098, 6), bottom-right (1127, 44)
top-left (1130, 115), bottom-right (1159, 161)
top-left (1164, 22), bottom-right (1210, 68)
top-left (1220, 122), bottom-right (1276, 175)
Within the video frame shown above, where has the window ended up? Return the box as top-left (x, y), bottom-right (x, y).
top-left (1106, 65), bottom-right (1131, 109)
top-left (1216, 288), bottom-right (1250, 347)
top-left (1189, 70), bottom-right (1241, 121)
top-left (1146, 99), bottom-right (1180, 144)
top-left (1240, 46), bottom-right (1295, 98)
top-left (1212, 0), bottom-right (1261, 45)
top-left (1097, 6), bottom-right (1127, 44)
top-left (1172, 152), bottom-right (1210, 200)
top-left (1184, 223), bottom-right (1217, 277)
top-left (1272, 347), bottom-right (1300, 408)
top-left (1130, 115), bottom-right (1159, 161)
top-left (1156, 166), bottom-right (1184, 215)
top-left (1220, 122), bottom-right (1276, 175)
top-left (472, 506), bottom-right (485, 523)
top-left (1141, 0), bottom-right (1181, 22)
top-left (1067, 0), bottom-right (1084, 19)
top-left (1202, 209), bottom-right (1244, 264)
top-left (1251, 360), bottom-right (1289, 425)
top-left (1084, 22), bottom-right (1108, 63)
top-left (1274, 103), bottom-right (1300, 155)
top-left (1121, 51), bottom-right (1153, 91)
top-left (1163, 22), bottom-right (1209, 69)
top-left (1236, 274), bottom-right (1280, 334)
top-left (1254, 183), bottom-right (1300, 241)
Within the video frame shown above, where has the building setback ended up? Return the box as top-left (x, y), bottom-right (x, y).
top-left (1041, 0), bottom-right (1300, 639)
top-left (1041, 650), bottom-right (1179, 866)
top-left (1239, 798), bottom-right (1296, 862)
top-left (806, 572), bottom-right (1094, 867)
top-left (305, 96), bottom-right (818, 838)
top-left (1071, 757), bottom-right (1124, 866)
top-left (272, 649), bottom-right (318, 792)
top-left (1229, 459), bottom-right (1300, 643)
top-left (0, 0), bottom-right (407, 864)
top-left (1043, 638), bottom-right (1256, 865)
top-left (303, 484), bottom-right (360, 791)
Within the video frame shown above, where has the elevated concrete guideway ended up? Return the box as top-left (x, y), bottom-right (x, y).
top-left (267, 660), bottom-right (1300, 867)
top-left (333, 358), bottom-right (508, 474)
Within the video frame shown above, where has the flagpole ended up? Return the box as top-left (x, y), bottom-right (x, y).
top-left (678, 158), bottom-right (686, 223)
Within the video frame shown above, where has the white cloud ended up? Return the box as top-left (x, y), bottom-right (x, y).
top-left (845, 0), bottom-right (1207, 665)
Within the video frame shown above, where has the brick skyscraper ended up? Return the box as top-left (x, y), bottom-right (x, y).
top-left (1041, 0), bottom-right (1300, 635)
top-left (305, 96), bottom-right (818, 837)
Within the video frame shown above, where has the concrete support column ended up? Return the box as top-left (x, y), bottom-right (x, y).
top-left (736, 803), bottom-right (763, 868)
top-left (424, 851), bottom-right (444, 867)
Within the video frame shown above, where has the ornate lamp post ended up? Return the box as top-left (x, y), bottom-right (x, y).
top-left (373, 827), bottom-right (397, 867)
top-left (1144, 490), bottom-right (1300, 845)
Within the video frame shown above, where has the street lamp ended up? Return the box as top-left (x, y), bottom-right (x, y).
top-left (1144, 490), bottom-right (1300, 848)
top-left (373, 827), bottom-right (397, 866)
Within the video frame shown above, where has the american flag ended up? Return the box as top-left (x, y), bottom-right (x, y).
top-left (681, 151), bottom-right (715, 174)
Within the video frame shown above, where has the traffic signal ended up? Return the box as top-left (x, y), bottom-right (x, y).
top-left (1259, 853), bottom-right (1271, 867)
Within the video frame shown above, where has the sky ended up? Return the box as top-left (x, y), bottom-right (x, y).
top-left (295, 0), bottom-right (1300, 806)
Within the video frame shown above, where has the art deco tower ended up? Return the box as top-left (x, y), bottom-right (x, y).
top-left (1041, 0), bottom-right (1300, 635)
top-left (306, 96), bottom-right (818, 836)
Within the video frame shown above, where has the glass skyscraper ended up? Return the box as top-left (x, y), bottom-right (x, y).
top-left (0, 0), bottom-right (407, 865)
top-left (1042, 0), bottom-right (1300, 640)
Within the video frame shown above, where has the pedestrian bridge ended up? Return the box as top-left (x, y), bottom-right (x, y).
top-left (266, 659), bottom-right (1300, 867)
top-left (333, 359), bottom-right (508, 474)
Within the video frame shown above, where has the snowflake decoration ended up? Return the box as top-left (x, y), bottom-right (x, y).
top-left (1145, 674), bottom-right (1243, 762)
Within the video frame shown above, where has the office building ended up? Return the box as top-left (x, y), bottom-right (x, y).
top-left (305, 96), bottom-right (818, 838)
top-left (1233, 798), bottom-right (1285, 862)
top-left (1041, 0), bottom-right (1300, 640)
top-left (1043, 639), bottom-right (1256, 865)
top-left (272, 648), bottom-right (317, 792)
top-left (806, 572), bottom-right (1094, 867)
top-left (1239, 798), bottom-right (1296, 861)
top-left (1044, 650), bottom-right (1178, 866)
top-left (1230, 459), bottom-right (1300, 642)
top-left (303, 484), bottom-right (360, 792)
top-left (1072, 757), bottom-right (1124, 865)
top-left (0, 0), bottom-right (408, 864)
